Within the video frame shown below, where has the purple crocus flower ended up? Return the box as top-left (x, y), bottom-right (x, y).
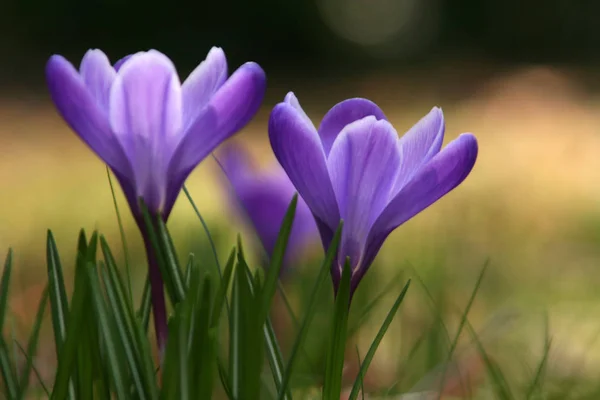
top-left (218, 144), bottom-right (318, 272)
top-left (46, 47), bottom-right (266, 350)
top-left (269, 93), bottom-right (478, 296)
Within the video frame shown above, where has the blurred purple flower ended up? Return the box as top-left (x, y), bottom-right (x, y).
top-left (218, 144), bottom-right (318, 271)
top-left (46, 47), bottom-right (266, 351)
top-left (269, 93), bottom-right (478, 296)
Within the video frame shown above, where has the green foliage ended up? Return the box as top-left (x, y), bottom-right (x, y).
top-left (2, 189), bottom-right (593, 399)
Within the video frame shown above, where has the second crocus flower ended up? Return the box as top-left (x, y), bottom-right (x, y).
top-left (269, 93), bottom-right (478, 297)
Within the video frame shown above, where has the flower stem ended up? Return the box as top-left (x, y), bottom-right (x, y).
top-left (144, 239), bottom-right (168, 357)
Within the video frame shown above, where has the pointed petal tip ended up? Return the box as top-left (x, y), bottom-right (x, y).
top-left (284, 91), bottom-right (298, 104)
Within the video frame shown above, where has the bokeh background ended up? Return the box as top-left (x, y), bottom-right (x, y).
top-left (3, 0), bottom-right (600, 396)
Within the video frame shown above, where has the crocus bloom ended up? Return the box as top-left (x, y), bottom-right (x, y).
top-left (218, 144), bottom-right (318, 271)
top-left (46, 47), bottom-right (266, 350)
top-left (269, 93), bottom-right (478, 295)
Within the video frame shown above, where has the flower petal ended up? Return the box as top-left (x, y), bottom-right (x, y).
top-left (358, 133), bottom-right (478, 287)
top-left (46, 55), bottom-right (131, 175)
top-left (269, 102), bottom-right (340, 230)
top-left (113, 54), bottom-right (134, 71)
top-left (220, 145), bottom-right (318, 268)
top-left (284, 92), bottom-right (314, 128)
top-left (182, 47), bottom-right (228, 126)
top-left (109, 50), bottom-right (183, 212)
top-left (79, 49), bottom-right (116, 112)
top-left (174, 61), bottom-right (266, 174)
top-left (394, 107), bottom-right (445, 192)
top-left (318, 98), bottom-right (387, 156)
top-left (326, 117), bottom-right (401, 271)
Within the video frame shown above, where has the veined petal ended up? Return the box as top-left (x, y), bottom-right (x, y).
top-left (326, 117), bottom-right (401, 271)
top-left (46, 55), bottom-right (131, 175)
top-left (358, 133), bottom-right (478, 287)
top-left (394, 107), bottom-right (445, 192)
top-left (79, 49), bottom-right (116, 112)
top-left (173, 61), bottom-right (266, 175)
top-left (269, 102), bottom-right (340, 230)
top-left (109, 50), bottom-right (183, 212)
top-left (318, 98), bottom-right (387, 156)
top-left (182, 47), bottom-right (228, 125)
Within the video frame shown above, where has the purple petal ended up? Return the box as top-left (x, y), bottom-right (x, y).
top-left (182, 47), bottom-right (228, 126)
top-left (326, 117), bottom-right (401, 273)
top-left (79, 49), bottom-right (116, 112)
top-left (318, 98), bottom-right (387, 156)
top-left (357, 133), bottom-right (478, 290)
top-left (46, 55), bottom-right (131, 175)
top-left (113, 54), bottom-right (134, 71)
top-left (394, 107), bottom-right (445, 192)
top-left (218, 143), bottom-right (255, 186)
top-left (219, 145), bottom-right (318, 268)
top-left (109, 51), bottom-right (183, 212)
top-left (284, 92), bottom-right (314, 128)
top-left (269, 102), bottom-right (340, 230)
top-left (173, 61), bottom-right (266, 175)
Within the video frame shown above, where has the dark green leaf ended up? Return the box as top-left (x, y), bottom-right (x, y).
top-left (137, 276), bottom-right (152, 333)
top-left (46, 230), bottom-right (70, 358)
top-left (322, 259), bottom-right (352, 400)
top-left (86, 263), bottom-right (128, 399)
top-left (0, 336), bottom-right (18, 399)
top-left (100, 262), bottom-right (151, 400)
top-left (0, 249), bottom-right (13, 335)
top-left (210, 248), bottom-right (235, 329)
top-left (155, 217), bottom-right (186, 303)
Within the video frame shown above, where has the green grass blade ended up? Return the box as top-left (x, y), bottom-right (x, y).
top-left (322, 260), bottom-right (352, 400)
top-left (210, 248), bottom-right (235, 329)
top-left (465, 320), bottom-right (514, 400)
top-left (182, 185), bottom-right (223, 280)
top-left (155, 217), bottom-right (186, 303)
top-left (15, 341), bottom-right (50, 397)
top-left (347, 280), bottom-right (411, 400)
top-left (184, 254), bottom-right (194, 290)
top-left (436, 260), bottom-right (488, 399)
top-left (191, 275), bottom-right (216, 398)
top-left (137, 275), bottom-right (152, 333)
top-left (99, 262), bottom-right (149, 400)
top-left (106, 166), bottom-right (134, 306)
top-left (0, 249), bottom-right (13, 335)
top-left (264, 317), bottom-right (288, 396)
top-left (260, 195), bottom-right (297, 324)
top-left (277, 222), bottom-right (343, 400)
top-left (17, 286), bottom-right (49, 400)
top-left (86, 263), bottom-right (128, 399)
top-left (46, 230), bottom-right (70, 358)
top-left (139, 201), bottom-right (179, 306)
top-left (347, 269), bottom-right (405, 338)
top-left (0, 336), bottom-right (18, 399)
top-left (526, 314), bottom-right (552, 399)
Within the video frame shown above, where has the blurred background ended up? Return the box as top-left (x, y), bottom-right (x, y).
top-left (3, 0), bottom-right (600, 396)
